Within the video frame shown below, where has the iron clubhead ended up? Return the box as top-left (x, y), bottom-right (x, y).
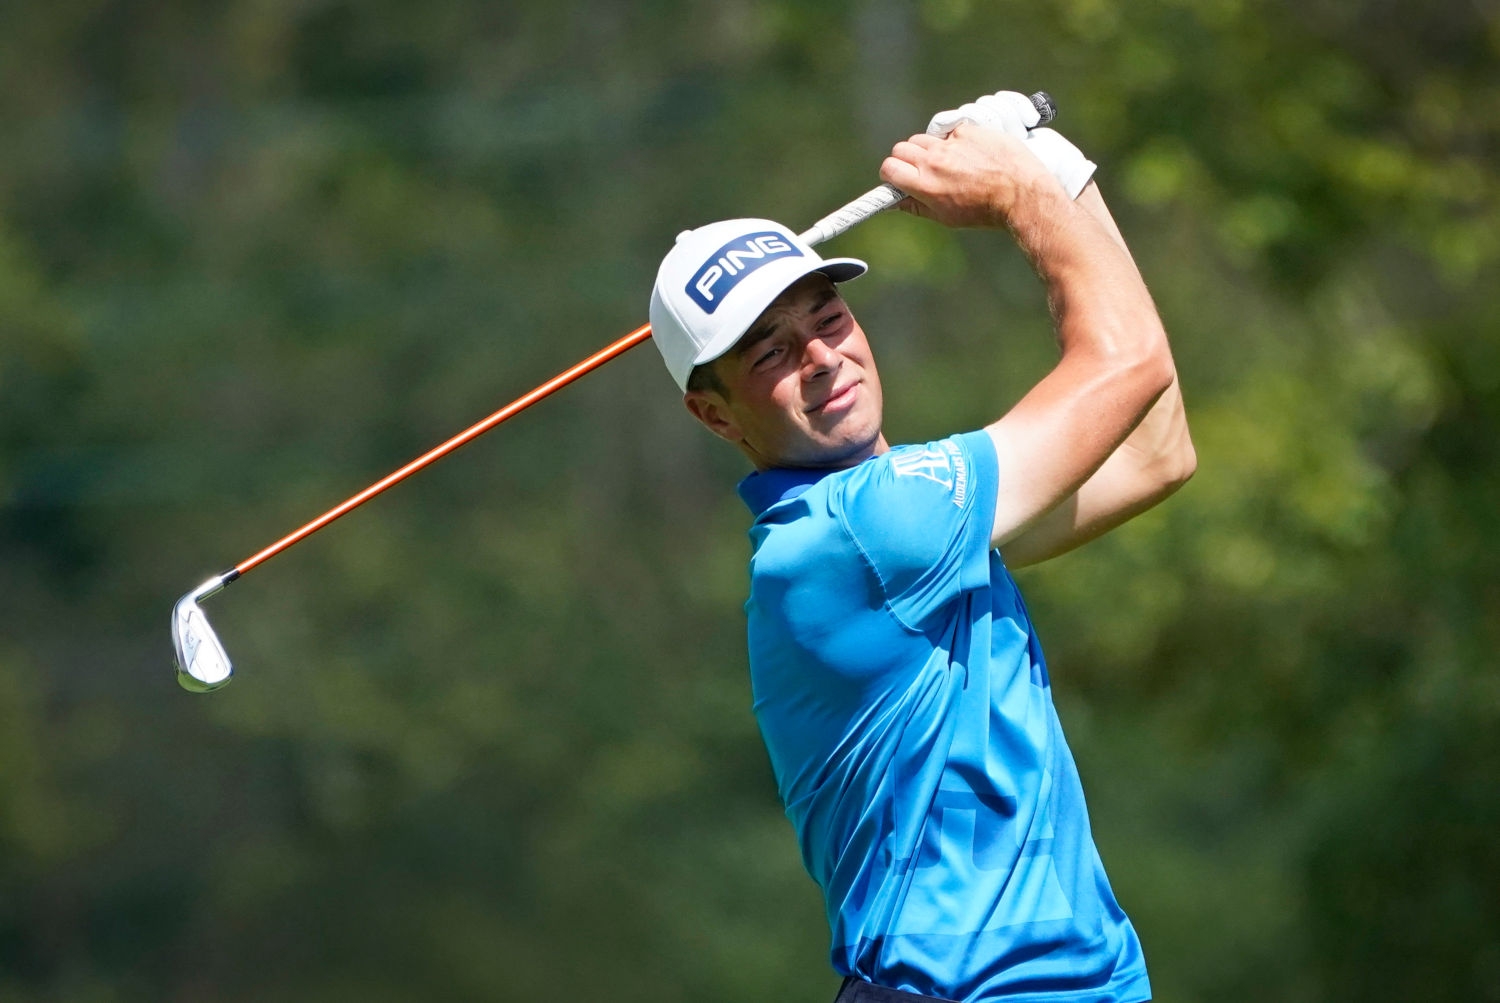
top-left (173, 575), bottom-right (233, 692)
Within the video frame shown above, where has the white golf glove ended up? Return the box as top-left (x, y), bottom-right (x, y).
top-left (925, 90), bottom-right (1097, 200)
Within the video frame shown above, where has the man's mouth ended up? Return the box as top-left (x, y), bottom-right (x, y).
top-left (809, 381), bottom-right (859, 415)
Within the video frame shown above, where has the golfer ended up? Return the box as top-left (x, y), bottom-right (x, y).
top-left (649, 90), bottom-right (1193, 1003)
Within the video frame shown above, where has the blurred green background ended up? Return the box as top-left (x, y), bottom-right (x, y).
top-left (2, 0), bottom-right (1497, 1000)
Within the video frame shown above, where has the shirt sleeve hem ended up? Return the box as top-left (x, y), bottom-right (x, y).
top-left (954, 429), bottom-right (1001, 593)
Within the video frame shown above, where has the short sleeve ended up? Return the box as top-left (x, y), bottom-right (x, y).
top-left (828, 430), bottom-right (999, 632)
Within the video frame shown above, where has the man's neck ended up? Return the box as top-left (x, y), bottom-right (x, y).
top-left (746, 432), bottom-right (890, 472)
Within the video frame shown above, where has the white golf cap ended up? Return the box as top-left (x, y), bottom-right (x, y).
top-left (649, 218), bottom-right (867, 391)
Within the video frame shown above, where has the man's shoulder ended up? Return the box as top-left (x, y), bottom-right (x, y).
top-left (873, 436), bottom-right (982, 507)
top-left (742, 432), bottom-right (994, 519)
top-left (832, 431), bottom-right (993, 528)
top-left (747, 431), bottom-right (1001, 632)
top-left (746, 432), bottom-right (996, 557)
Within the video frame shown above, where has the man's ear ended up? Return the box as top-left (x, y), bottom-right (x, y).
top-left (684, 391), bottom-right (744, 444)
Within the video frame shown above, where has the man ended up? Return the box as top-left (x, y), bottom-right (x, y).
top-left (648, 91), bottom-right (1194, 1003)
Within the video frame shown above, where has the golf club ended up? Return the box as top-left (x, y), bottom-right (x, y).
top-left (172, 92), bottom-right (1058, 693)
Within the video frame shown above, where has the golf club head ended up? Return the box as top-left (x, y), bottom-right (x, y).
top-left (173, 576), bottom-right (233, 692)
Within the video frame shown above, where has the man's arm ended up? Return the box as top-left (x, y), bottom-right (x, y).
top-left (881, 124), bottom-right (1179, 552)
top-left (1000, 183), bottom-right (1195, 568)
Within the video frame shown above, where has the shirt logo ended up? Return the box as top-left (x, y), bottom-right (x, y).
top-left (891, 441), bottom-right (968, 507)
top-left (685, 231), bottom-right (803, 313)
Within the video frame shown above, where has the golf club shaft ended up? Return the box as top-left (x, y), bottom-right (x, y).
top-left (231, 323), bottom-right (653, 578)
top-left (224, 90), bottom-right (1059, 582)
top-left (228, 211), bottom-right (856, 581)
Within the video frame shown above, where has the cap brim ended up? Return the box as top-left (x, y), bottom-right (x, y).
top-left (816, 258), bottom-right (868, 284)
top-left (689, 256), bottom-right (869, 368)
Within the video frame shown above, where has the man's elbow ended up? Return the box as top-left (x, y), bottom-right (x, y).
top-left (1153, 430), bottom-right (1196, 497)
top-left (1166, 436), bottom-right (1197, 490)
top-left (1107, 342), bottom-right (1175, 422)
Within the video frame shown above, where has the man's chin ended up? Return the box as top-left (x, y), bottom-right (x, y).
top-left (786, 426), bottom-right (886, 470)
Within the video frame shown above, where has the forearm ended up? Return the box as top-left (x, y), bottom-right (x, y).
top-left (1073, 181), bottom-right (1136, 264)
top-left (1072, 181), bottom-right (1194, 477)
top-left (1002, 187), bottom-right (1195, 566)
top-left (1006, 179), bottom-right (1168, 375)
top-left (981, 174), bottom-right (1176, 513)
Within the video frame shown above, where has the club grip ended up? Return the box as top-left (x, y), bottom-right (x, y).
top-left (799, 90), bottom-right (1057, 247)
top-left (1031, 90), bottom-right (1057, 126)
top-left (799, 185), bottom-right (905, 247)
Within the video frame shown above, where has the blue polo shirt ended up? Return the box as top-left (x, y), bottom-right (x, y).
top-left (737, 431), bottom-right (1149, 1003)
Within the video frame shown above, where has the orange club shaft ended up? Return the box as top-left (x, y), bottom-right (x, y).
top-left (231, 324), bottom-right (654, 578)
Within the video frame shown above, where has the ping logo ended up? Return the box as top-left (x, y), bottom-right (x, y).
top-left (686, 231), bottom-right (803, 313)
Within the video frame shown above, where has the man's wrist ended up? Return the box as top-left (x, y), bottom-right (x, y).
top-left (1006, 187), bottom-right (1134, 298)
top-left (992, 172), bottom-right (1075, 236)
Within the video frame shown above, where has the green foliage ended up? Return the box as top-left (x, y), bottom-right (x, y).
top-left (1, 0), bottom-right (1497, 999)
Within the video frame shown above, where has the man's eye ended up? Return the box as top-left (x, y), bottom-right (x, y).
top-left (755, 347), bottom-right (783, 367)
top-left (819, 312), bottom-right (844, 329)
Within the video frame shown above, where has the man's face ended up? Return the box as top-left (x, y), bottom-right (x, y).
top-left (685, 273), bottom-right (887, 469)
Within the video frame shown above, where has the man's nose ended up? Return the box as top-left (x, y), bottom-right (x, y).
top-left (801, 335), bottom-right (840, 377)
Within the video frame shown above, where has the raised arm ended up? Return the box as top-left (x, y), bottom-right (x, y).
top-left (998, 183), bottom-right (1195, 567)
top-left (881, 121), bottom-right (1181, 553)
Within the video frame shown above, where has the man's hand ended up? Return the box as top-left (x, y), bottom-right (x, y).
top-left (926, 91), bottom-right (1039, 140)
top-left (924, 90), bottom-right (1098, 199)
top-left (880, 124), bottom-right (1064, 229)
